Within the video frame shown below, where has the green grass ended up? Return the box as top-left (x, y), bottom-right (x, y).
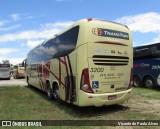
top-left (0, 86), bottom-right (160, 129)
top-left (132, 87), bottom-right (160, 100)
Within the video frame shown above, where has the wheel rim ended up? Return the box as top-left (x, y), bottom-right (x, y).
top-left (146, 80), bottom-right (153, 88)
top-left (54, 86), bottom-right (59, 99)
top-left (134, 79), bottom-right (139, 86)
top-left (47, 90), bottom-right (51, 97)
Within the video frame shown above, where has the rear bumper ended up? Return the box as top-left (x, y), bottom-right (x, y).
top-left (78, 88), bottom-right (132, 107)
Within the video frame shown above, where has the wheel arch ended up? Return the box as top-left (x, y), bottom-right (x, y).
top-left (45, 79), bottom-right (51, 91)
top-left (133, 75), bottom-right (142, 87)
top-left (133, 75), bottom-right (142, 80)
top-left (52, 81), bottom-right (59, 91)
top-left (143, 75), bottom-right (157, 88)
top-left (143, 75), bottom-right (156, 84)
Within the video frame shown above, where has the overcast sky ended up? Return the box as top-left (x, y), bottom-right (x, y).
top-left (0, 0), bottom-right (160, 64)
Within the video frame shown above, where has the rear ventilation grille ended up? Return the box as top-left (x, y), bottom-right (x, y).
top-left (93, 55), bottom-right (129, 66)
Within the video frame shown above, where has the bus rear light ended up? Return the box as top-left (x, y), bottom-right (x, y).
top-left (80, 68), bottom-right (94, 93)
top-left (127, 68), bottom-right (133, 89)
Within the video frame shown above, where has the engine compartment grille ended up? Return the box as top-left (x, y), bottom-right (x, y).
top-left (92, 55), bottom-right (129, 66)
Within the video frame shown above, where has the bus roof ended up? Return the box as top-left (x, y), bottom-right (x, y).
top-left (29, 18), bottom-right (130, 53)
top-left (87, 18), bottom-right (129, 28)
top-left (134, 42), bottom-right (160, 48)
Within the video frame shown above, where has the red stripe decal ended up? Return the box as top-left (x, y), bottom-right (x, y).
top-left (95, 41), bottom-right (128, 46)
top-left (58, 58), bottom-right (66, 65)
top-left (50, 70), bottom-right (65, 87)
top-left (43, 64), bottom-right (65, 87)
top-left (64, 57), bottom-right (69, 76)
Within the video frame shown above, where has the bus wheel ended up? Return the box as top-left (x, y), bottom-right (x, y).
top-left (144, 77), bottom-right (155, 88)
top-left (133, 76), bottom-right (142, 87)
top-left (46, 83), bottom-right (53, 100)
top-left (53, 84), bottom-right (60, 101)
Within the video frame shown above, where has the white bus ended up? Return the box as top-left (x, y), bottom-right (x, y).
top-left (26, 18), bottom-right (133, 107)
top-left (0, 61), bottom-right (11, 80)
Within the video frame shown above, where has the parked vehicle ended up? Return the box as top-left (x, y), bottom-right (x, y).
top-left (133, 42), bottom-right (160, 88)
top-left (0, 60), bottom-right (11, 80)
top-left (26, 18), bottom-right (133, 107)
top-left (13, 63), bottom-right (25, 79)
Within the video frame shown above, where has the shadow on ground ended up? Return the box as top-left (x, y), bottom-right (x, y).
top-left (26, 85), bottom-right (130, 119)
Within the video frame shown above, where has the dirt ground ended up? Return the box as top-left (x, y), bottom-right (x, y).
top-left (128, 95), bottom-right (160, 118)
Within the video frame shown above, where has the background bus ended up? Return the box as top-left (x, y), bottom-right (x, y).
top-left (13, 63), bottom-right (25, 79)
top-left (133, 42), bottom-right (160, 88)
top-left (0, 60), bottom-right (11, 80)
top-left (26, 18), bottom-right (133, 107)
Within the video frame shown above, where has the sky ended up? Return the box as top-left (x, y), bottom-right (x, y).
top-left (0, 0), bottom-right (160, 65)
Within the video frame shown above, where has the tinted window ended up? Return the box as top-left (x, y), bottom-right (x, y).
top-left (0, 64), bottom-right (10, 67)
top-left (134, 43), bottom-right (160, 59)
top-left (27, 26), bottom-right (79, 64)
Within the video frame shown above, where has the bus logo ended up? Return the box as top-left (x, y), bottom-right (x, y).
top-left (92, 28), bottom-right (129, 40)
top-left (111, 50), bottom-right (115, 54)
top-left (92, 28), bottom-right (103, 36)
top-left (118, 51), bottom-right (123, 54)
top-left (104, 50), bottom-right (109, 53)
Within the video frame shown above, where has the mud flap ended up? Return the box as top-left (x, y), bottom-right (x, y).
top-left (64, 76), bottom-right (76, 103)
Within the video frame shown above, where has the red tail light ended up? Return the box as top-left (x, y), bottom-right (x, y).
top-left (127, 68), bottom-right (133, 89)
top-left (80, 68), bottom-right (94, 93)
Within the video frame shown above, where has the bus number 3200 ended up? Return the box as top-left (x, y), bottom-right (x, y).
top-left (90, 67), bottom-right (104, 73)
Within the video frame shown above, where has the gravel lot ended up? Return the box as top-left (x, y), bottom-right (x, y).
top-left (0, 77), bottom-right (27, 86)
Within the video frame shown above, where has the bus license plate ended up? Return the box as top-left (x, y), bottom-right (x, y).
top-left (108, 95), bottom-right (117, 100)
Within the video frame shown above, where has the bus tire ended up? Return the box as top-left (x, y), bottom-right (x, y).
top-left (53, 84), bottom-right (60, 101)
top-left (133, 76), bottom-right (142, 87)
top-left (144, 76), bottom-right (155, 88)
top-left (46, 82), bottom-right (53, 100)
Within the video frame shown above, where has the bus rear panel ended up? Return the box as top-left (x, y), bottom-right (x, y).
top-left (77, 19), bottom-right (133, 106)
